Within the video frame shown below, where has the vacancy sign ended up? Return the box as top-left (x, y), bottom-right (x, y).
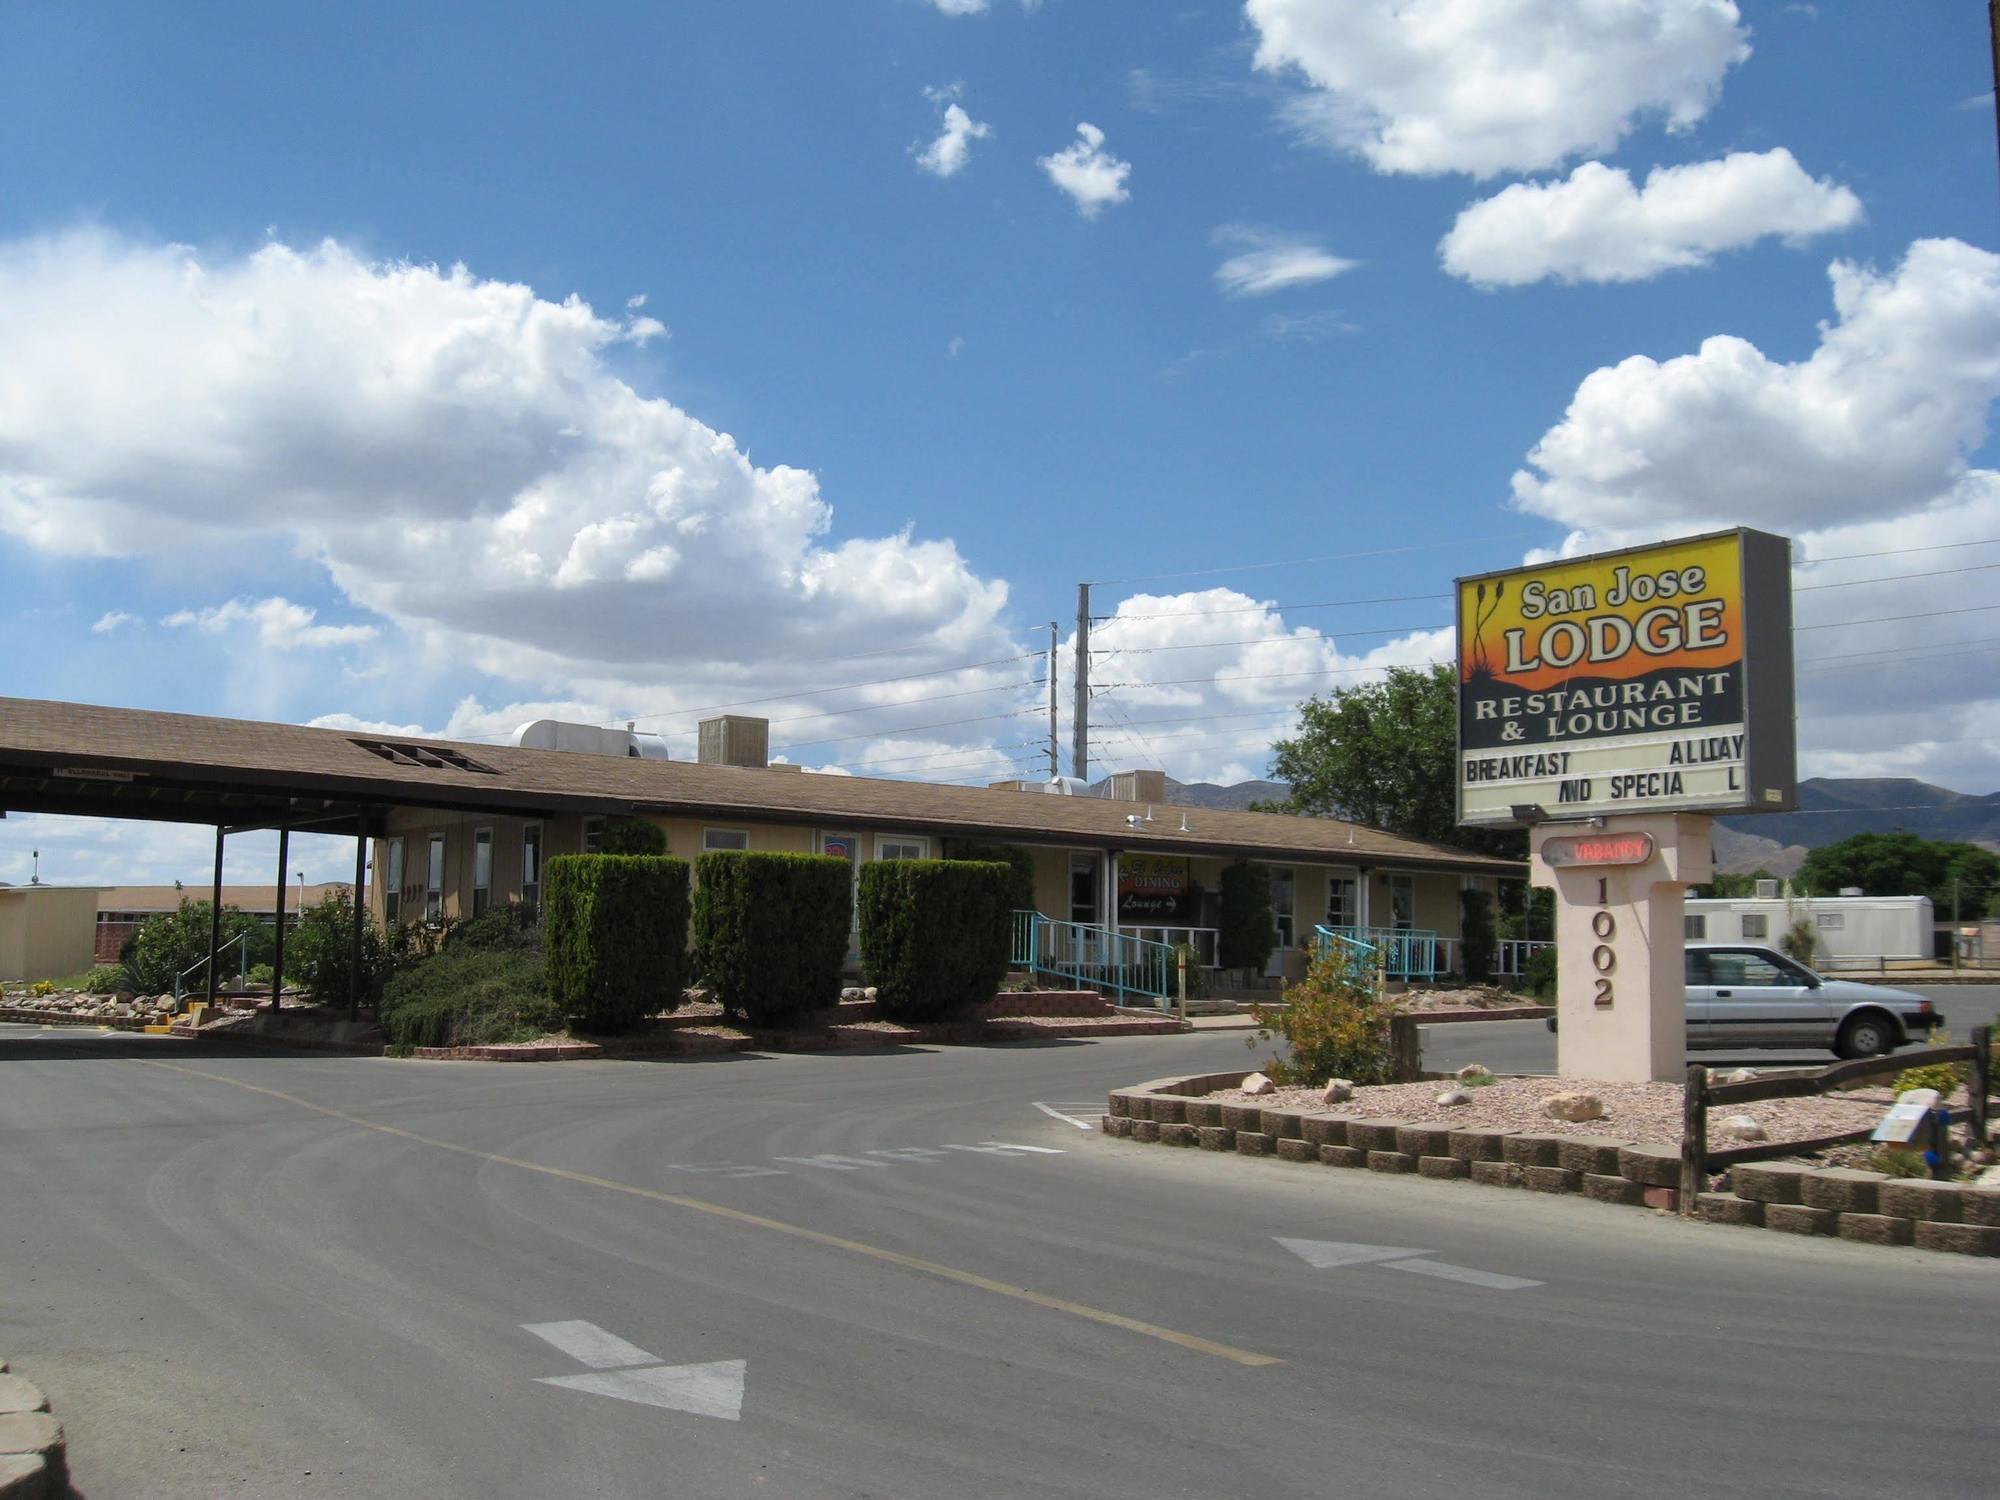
top-left (1456, 528), bottom-right (1797, 827)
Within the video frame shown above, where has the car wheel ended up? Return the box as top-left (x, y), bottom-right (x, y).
top-left (1835, 1012), bottom-right (1896, 1060)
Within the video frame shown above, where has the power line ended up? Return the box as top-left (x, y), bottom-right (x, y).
top-left (1796, 604), bottom-right (2000, 631)
top-left (620, 651), bottom-right (1039, 726)
top-left (1794, 561), bottom-right (2000, 592)
top-left (770, 706), bottom-right (1041, 754)
top-left (1085, 534), bottom-right (1519, 587)
top-left (1798, 537), bottom-right (2000, 565)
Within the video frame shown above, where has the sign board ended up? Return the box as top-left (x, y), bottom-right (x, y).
top-left (1870, 1088), bottom-right (1940, 1144)
top-left (1117, 854), bottom-right (1194, 924)
top-left (1539, 831), bottom-right (1655, 867)
top-left (1456, 528), bottom-right (1796, 827)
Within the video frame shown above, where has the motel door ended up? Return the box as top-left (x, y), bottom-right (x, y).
top-left (819, 832), bottom-right (861, 948)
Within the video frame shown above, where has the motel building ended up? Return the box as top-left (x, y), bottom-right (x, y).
top-left (0, 698), bottom-right (1520, 998)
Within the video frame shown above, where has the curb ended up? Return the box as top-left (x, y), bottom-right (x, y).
top-left (1104, 1070), bottom-right (2000, 1258)
top-left (0, 1359), bottom-right (66, 1500)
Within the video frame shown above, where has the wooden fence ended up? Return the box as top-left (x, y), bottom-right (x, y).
top-left (1678, 1025), bottom-right (1994, 1213)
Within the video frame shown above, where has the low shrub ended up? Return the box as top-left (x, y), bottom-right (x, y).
top-left (1863, 1146), bottom-right (1930, 1178)
top-left (121, 899), bottom-right (272, 995)
top-left (858, 859), bottom-right (1014, 1023)
top-left (444, 902), bottom-right (543, 953)
top-left (1892, 1060), bottom-right (1966, 1099)
top-left (28, 979), bottom-right (56, 998)
top-left (52, 965), bottom-right (128, 994)
top-left (378, 945), bottom-right (562, 1049)
top-left (544, 855), bottom-right (691, 1032)
top-left (692, 852), bottom-right (851, 1026)
top-left (596, 817), bottom-right (668, 856)
top-left (1523, 944), bottom-right (1556, 1001)
top-left (286, 889), bottom-right (396, 1005)
top-left (1248, 942), bottom-right (1397, 1086)
top-left (246, 963), bottom-right (274, 987)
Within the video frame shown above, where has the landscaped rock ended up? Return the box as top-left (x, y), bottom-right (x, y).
top-left (1321, 1078), bottom-right (1354, 1104)
top-left (1717, 1115), bottom-right (1766, 1142)
top-left (840, 987), bottom-right (863, 1001)
top-left (1455, 1063), bottom-right (1491, 1080)
top-left (1434, 1089), bottom-right (1470, 1106)
top-left (1716, 1067), bottom-right (1756, 1084)
top-left (1542, 1092), bottom-right (1604, 1123)
top-left (1240, 1072), bottom-right (1276, 1097)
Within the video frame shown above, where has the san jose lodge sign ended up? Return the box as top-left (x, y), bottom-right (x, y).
top-left (1456, 529), bottom-right (1797, 827)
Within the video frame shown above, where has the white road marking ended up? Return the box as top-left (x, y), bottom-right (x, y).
top-left (865, 1147), bottom-right (952, 1163)
top-left (772, 1153), bottom-right (893, 1170)
top-left (1382, 1258), bottom-right (1543, 1292)
top-left (1275, 1237), bottom-right (1433, 1270)
top-left (1034, 1101), bottom-right (1103, 1130)
top-left (666, 1163), bottom-right (789, 1179)
top-left (537, 1360), bottom-right (747, 1421)
top-left (522, 1320), bottom-right (661, 1370)
top-left (979, 1141), bottom-right (1066, 1154)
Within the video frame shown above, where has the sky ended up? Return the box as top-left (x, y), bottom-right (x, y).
top-left (1, 0), bottom-right (1997, 887)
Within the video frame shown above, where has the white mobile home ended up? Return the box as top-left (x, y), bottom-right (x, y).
top-left (1684, 893), bottom-right (1934, 966)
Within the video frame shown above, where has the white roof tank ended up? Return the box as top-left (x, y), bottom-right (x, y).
top-left (1043, 776), bottom-right (1090, 796)
top-left (512, 719), bottom-right (672, 760)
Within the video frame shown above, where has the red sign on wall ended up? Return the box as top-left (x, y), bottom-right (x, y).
top-left (1539, 832), bottom-right (1657, 868)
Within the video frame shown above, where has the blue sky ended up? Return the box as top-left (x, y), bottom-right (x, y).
top-left (1, 1), bottom-right (1997, 885)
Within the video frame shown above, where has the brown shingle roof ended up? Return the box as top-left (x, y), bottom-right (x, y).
top-left (0, 696), bottom-right (1519, 875)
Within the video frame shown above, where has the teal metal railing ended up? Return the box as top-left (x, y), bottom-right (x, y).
top-left (1317, 923), bottom-right (1440, 980)
top-left (1010, 910), bottom-right (1174, 1007)
top-left (173, 929), bottom-right (252, 1003)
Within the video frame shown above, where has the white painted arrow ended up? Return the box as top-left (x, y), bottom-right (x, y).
top-left (537, 1360), bottom-right (747, 1421)
top-left (1274, 1237), bottom-right (1434, 1269)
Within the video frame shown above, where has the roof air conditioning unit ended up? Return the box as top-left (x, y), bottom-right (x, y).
top-left (1754, 879), bottom-right (1780, 900)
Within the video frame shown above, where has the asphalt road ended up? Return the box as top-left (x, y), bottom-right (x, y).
top-left (2, 1023), bottom-right (1995, 1499)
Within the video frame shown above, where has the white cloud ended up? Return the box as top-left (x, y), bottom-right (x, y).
top-left (927, 0), bottom-right (989, 13)
top-left (1038, 123), bottom-right (1132, 217)
top-left (162, 596), bottom-right (378, 650)
top-left (1245, 0), bottom-right (1750, 178)
top-left (946, 335), bottom-right (965, 358)
top-left (1441, 150), bottom-right (1863, 286)
top-left (915, 86), bottom-right (992, 178)
top-left (91, 610), bottom-right (137, 634)
top-left (1512, 238), bottom-right (2000, 541)
top-left (1212, 225), bottom-right (1357, 296)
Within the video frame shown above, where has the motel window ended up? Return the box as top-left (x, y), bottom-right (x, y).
top-left (384, 838), bottom-right (405, 927)
top-left (1269, 866), bottom-right (1295, 949)
top-left (877, 835), bottom-right (928, 862)
top-left (425, 833), bottom-right (446, 923)
top-left (1684, 914), bottom-right (1706, 941)
top-left (1389, 875), bottom-right (1415, 932)
top-left (1326, 873), bottom-right (1357, 930)
top-left (521, 823), bottom-right (543, 914)
top-left (1740, 914), bottom-right (1768, 941)
top-left (703, 828), bottom-right (750, 853)
top-left (472, 827), bottom-right (493, 918)
top-left (1815, 912), bottom-right (1845, 930)
top-left (581, 815), bottom-right (608, 855)
top-left (1069, 853), bottom-right (1100, 926)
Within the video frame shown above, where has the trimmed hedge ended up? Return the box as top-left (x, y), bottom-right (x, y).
top-left (544, 854), bottom-right (692, 1031)
top-left (692, 851), bottom-right (852, 1026)
top-left (1218, 860), bottom-right (1274, 972)
top-left (943, 840), bottom-right (1038, 916)
top-left (858, 859), bottom-right (1013, 1023)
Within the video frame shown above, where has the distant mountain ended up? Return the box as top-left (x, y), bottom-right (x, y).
top-left (1715, 778), bottom-right (2000, 871)
top-left (1160, 778), bottom-right (1292, 811)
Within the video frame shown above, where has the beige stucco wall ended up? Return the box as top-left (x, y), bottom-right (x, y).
top-left (0, 888), bottom-right (102, 982)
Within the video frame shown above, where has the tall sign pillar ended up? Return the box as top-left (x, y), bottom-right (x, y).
top-left (1456, 528), bottom-right (1797, 1083)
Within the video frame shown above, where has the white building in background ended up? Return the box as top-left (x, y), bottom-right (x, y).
top-left (1685, 880), bottom-right (1934, 966)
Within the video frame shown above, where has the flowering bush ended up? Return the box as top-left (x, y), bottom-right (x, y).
top-left (1248, 940), bottom-right (1397, 1086)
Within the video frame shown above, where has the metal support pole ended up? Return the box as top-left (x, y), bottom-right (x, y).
top-left (1047, 620), bottom-right (1059, 781)
top-left (349, 819), bottom-right (368, 1021)
top-left (205, 826), bottom-right (224, 1008)
top-left (270, 820), bottom-right (290, 1013)
top-left (1072, 582), bottom-right (1090, 782)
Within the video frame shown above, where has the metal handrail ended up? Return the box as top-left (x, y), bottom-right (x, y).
top-left (1011, 910), bottom-right (1175, 1008)
top-left (173, 930), bottom-right (251, 1003)
top-left (1318, 923), bottom-right (1441, 980)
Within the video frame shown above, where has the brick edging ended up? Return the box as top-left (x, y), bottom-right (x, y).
top-left (0, 1355), bottom-right (68, 1499)
top-left (0, 1007), bottom-right (153, 1032)
top-left (1100, 1069), bottom-right (2000, 1259)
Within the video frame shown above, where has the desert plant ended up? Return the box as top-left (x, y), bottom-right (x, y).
top-left (1780, 916), bottom-right (1816, 965)
top-left (1169, 941), bottom-right (1206, 1001)
top-left (28, 979), bottom-right (56, 997)
top-left (286, 888), bottom-right (396, 1005)
top-left (1863, 1146), bottom-right (1930, 1178)
top-left (1458, 888), bottom-right (1496, 983)
top-left (1218, 861), bottom-right (1274, 973)
top-left (1247, 941), bottom-right (1396, 1086)
top-left (1892, 1060), bottom-right (1966, 1099)
top-left (52, 965), bottom-right (127, 993)
top-left (691, 851), bottom-right (850, 1026)
top-left (858, 859), bottom-right (1014, 1023)
top-left (544, 854), bottom-right (691, 1032)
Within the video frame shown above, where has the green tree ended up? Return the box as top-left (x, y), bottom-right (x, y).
top-left (1458, 888), bottom-right (1496, 982)
top-left (1694, 869), bottom-right (1776, 899)
top-left (1796, 831), bottom-right (2000, 917)
top-left (287, 889), bottom-right (396, 1005)
top-left (1267, 663), bottom-right (1524, 859)
top-left (122, 899), bottom-right (273, 995)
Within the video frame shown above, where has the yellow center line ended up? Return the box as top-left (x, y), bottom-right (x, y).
top-left (138, 1058), bottom-right (1282, 1368)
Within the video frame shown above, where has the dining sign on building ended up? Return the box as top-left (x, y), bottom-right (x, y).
top-left (1456, 529), bottom-right (1797, 827)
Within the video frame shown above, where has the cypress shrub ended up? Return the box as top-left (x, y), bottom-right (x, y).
top-left (943, 840), bottom-right (1038, 915)
top-left (598, 817), bottom-right (668, 856)
top-left (543, 854), bottom-right (691, 1032)
top-left (1218, 860), bottom-right (1274, 973)
top-left (858, 859), bottom-right (1013, 1023)
top-left (1458, 888), bottom-right (1496, 983)
top-left (692, 851), bottom-right (852, 1026)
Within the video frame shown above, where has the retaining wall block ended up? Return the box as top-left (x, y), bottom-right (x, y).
top-left (0, 1452), bottom-right (50, 1500)
top-left (1319, 1144), bottom-right (1367, 1169)
top-left (1132, 1120), bottom-right (1161, 1143)
top-left (1961, 1188), bottom-right (2000, 1229)
top-left (1912, 1221), bottom-right (2000, 1257)
top-left (1877, 1180), bottom-right (1964, 1224)
top-left (0, 1379), bottom-right (47, 1417)
top-left (1798, 1168), bottom-right (1888, 1215)
top-left (1762, 1203), bottom-right (1837, 1236)
top-left (1617, 1144), bottom-right (1681, 1189)
top-left (1184, 1099), bottom-right (1223, 1128)
top-left (1302, 1114), bottom-right (1350, 1148)
top-left (1729, 1163), bottom-right (1812, 1204)
top-left (0, 1412), bottom-right (63, 1470)
top-left (1696, 1192), bottom-right (1765, 1227)
top-left (1523, 1166), bottom-right (1577, 1194)
top-left (1641, 1186), bottom-right (1680, 1212)
top-left (1557, 1136), bottom-right (1632, 1177)
top-left (1342, 1119), bottom-right (1406, 1153)
top-left (1103, 1115), bottom-right (1132, 1138)
top-left (1149, 1097), bottom-right (1188, 1125)
top-left (1501, 1135), bottom-right (1561, 1169)
top-left (1196, 1127), bottom-right (1236, 1152)
top-left (1582, 1173), bottom-right (1646, 1207)
top-left (1236, 1131), bottom-right (1275, 1157)
top-left (1446, 1129), bottom-right (1508, 1164)
top-left (1261, 1109), bottom-right (1307, 1140)
top-left (1276, 1137), bottom-right (1315, 1164)
top-left (1837, 1212), bottom-right (1914, 1246)
top-left (1219, 1104), bottom-right (1263, 1132)
top-left (1394, 1124), bottom-right (1451, 1159)
top-left (1367, 1150), bottom-right (1417, 1174)
top-left (1418, 1155), bottom-right (1469, 1181)
top-left (1470, 1160), bottom-right (1522, 1189)
top-left (1157, 1123), bottom-right (1196, 1148)
top-left (1106, 1092), bottom-right (1136, 1118)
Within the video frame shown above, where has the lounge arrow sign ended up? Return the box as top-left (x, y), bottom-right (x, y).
top-left (523, 1320), bottom-right (747, 1421)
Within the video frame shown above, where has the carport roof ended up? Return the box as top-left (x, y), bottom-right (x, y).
top-left (0, 696), bottom-right (1521, 874)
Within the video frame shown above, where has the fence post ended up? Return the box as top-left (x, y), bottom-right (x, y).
top-left (1971, 1024), bottom-right (1991, 1148)
top-left (1176, 947), bottom-right (1188, 1024)
top-left (1389, 1013), bottom-right (1421, 1082)
top-left (1679, 1064), bottom-right (1707, 1217)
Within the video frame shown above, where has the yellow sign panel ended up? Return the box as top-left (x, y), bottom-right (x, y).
top-left (1455, 529), bottom-right (1795, 826)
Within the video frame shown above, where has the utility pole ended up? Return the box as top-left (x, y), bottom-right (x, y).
top-left (1072, 582), bottom-right (1090, 782)
top-left (1953, 874), bottom-right (1962, 972)
top-left (1046, 620), bottom-right (1060, 780)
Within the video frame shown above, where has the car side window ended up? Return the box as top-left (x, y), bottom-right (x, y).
top-left (1731, 954), bottom-right (1792, 987)
top-left (1685, 951), bottom-right (1712, 985)
top-left (1707, 954), bottom-right (1746, 987)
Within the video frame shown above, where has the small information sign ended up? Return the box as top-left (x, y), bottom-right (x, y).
top-left (1870, 1088), bottom-right (1940, 1144)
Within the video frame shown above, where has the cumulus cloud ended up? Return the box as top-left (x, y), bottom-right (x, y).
top-left (914, 85), bottom-right (992, 178)
top-left (1442, 150), bottom-right (1863, 286)
top-left (927, 0), bottom-right (989, 13)
top-left (1512, 238), bottom-right (2000, 540)
top-left (162, 596), bottom-right (378, 649)
top-left (1245, 0), bottom-right (1750, 178)
top-left (1212, 226), bottom-right (1357, 296)
top-left (1038, 123), bottom-right (1132, 217)
top-left (91, 610), bottom-right (137, 634)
